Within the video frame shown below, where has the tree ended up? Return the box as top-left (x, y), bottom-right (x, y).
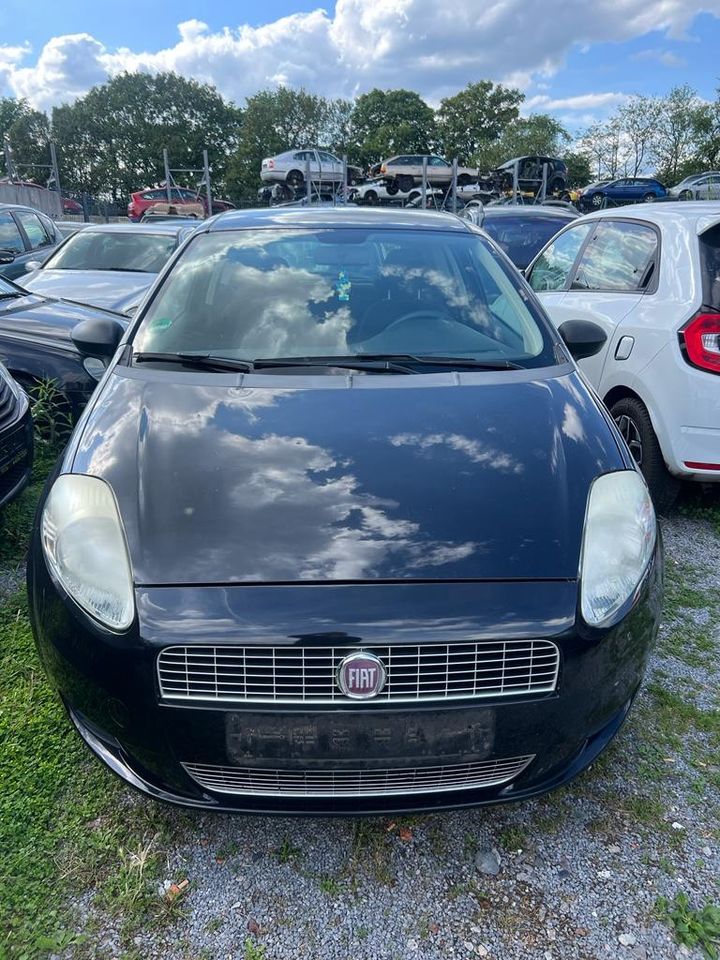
top-left (616, 96), bottom-right (661, 177)
top-left (563, 152), bottom-right (592, 187)
top-left (474, 114), bottom-right (570, 171)
top-left (348, 89), bottom-right (437, 168)
top-left (0, 97), bottom-right (51, 180)
top-left (652, 85), bottom-right (707, 183)
top-left (52, 72), bottom-right (242, 202)
top-left (226, 87), bottom-right (345, 201)
top-left (436, 81), bottom-right (523, 164)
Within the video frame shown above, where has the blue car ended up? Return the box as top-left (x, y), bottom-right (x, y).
top-left (0, 203), bottom-right (62, 281)
top-left (580, 177), bottom-right (667, 210)
top-left (28, 208), bottom-right (662, 815)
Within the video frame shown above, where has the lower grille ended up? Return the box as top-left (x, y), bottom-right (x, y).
top-left (157, 639), bottom-right (560, 705)
top-left (182, 755), bottom-right (535, 798)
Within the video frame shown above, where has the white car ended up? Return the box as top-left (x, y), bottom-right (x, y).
top-left (260, 150), bottom-right (362, 188)
top-left (668, 171), bottom-right (720, 199)
top-left (378, 155), bottom-right (478, 192)
top-left (350, 178), bottom-right (424, 205)
top-left (525, 202), bottom-right (720, 510)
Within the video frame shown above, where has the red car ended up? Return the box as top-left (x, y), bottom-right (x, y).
top-left (62, 197), bottom-right (83, 215)
top-left (128, 188), bottom-right (236, 221)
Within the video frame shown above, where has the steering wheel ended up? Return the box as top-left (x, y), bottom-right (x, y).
top-left (380, 309), bottom-right (451, 336)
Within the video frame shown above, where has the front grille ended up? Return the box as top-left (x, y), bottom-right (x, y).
top-left (157, 639), bottom-right (559, 705)
top-left (0, 378), bottom-right (18, 430)
top-left (182, 755), bottom-right (535, 797)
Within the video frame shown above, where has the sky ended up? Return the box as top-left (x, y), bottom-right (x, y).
top-left (0, 0), bottom-right (718, 129)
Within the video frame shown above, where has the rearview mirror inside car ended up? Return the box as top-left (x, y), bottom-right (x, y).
top-left (558, 320), bottom-right (607, 361)
top-left (71, 317), bottom-right (125, 359)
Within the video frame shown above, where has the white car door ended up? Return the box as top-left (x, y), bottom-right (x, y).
top-left (528, 218), bottom-right (659, 390)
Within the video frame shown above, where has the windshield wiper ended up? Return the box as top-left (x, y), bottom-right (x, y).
top-left (133, 352), bottom-right (254, 372)
top-left (252, 356), bottom-right (417, 374)
top-left (354, 353), bottom-right (525, 371)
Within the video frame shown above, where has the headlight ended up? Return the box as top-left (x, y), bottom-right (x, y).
top-left (579, 471), bottom-right (656, 626)
top-left (41, 474), bottom-right (134, 631)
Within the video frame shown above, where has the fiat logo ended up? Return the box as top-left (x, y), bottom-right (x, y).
top-left (337, 652), bottom-right (387, 700)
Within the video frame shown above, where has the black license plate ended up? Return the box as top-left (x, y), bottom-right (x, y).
top-left (226, 710), bottom-right (495, 764)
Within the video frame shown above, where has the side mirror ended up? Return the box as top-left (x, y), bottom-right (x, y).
top-left (0, 249), bottom-right (16, 265)
top-left (24, 260), bottom-right (42, 273)
top-left (71, 317), bottom-right (125, 359)
top-left (558, 320), bottom-right (607, 361)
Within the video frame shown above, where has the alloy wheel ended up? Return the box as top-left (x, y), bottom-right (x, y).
top-left (615, 414), bottom-right (643, 465)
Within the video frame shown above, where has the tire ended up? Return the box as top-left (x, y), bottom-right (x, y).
top-left (610, 396), bottom-right (680, 513)
top-left (385, 180), bottom-right (399, 196)
top-left (287, 170), bottom-right (304, 189)
top-left (408, 191), bottom-right (421, 203)
top-left (548, 177), bottom-right (564, 195)
top-left (457, 174), bottom-right (472, 186)
top-left (397, 175), bottom-right (415, 193)
top-left (679, 189), bottom-right (692, 201)
top-left (364, 190), bottom-right (378, 206)
top-left (591, 192), bottom-right (604, 208)
top-left (643, 192), bottom-right (656, 203)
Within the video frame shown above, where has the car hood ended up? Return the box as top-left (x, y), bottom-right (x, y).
top-left (69, 367), bottom-right (625, 586)
top-left (22, 269), bottom-right (155, 314)
top-left (0, 292), bottom-right (127, 349)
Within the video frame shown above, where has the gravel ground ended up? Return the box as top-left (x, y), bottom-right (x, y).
top-left (33, 499), bottom-right (720, 959)
top-left (0, 495), bottom-right (708, 960)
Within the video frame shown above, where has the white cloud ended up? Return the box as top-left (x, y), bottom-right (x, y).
top-left (0, 1), bottom-right (718, 111)
top-left (632, 47), bottom-right (687, 67)
top-left (524, 92), bottom-right (631, 112)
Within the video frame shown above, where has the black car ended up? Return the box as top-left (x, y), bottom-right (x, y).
top-left (461, 205), bottom-right (579, 270)
top-left (491, 157), bottom-right (569, 197)
top-left (0, 362), bottom-right (32, 508)
top-left (29, 207), bottom-right (662, 815)
top-left (0, 274), bottom-right (127, 420)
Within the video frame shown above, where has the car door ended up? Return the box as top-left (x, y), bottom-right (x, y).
top-left (318, 151), bottom-right (341, 181)
top-left (530, 217), bottom-right (659, 389)
top-left (0, 211), bottom-right (31, 279)
top-left (525, 221), bottom-right (593, 317)
top-left (14, 210), bottom-right (58, 272)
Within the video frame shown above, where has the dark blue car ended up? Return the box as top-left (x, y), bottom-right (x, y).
top-left (580, 177), bottom-right (667, 210)
top-left (28, 208), bottom-right (662, 814)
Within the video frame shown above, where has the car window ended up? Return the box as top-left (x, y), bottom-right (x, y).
top-left (482, 215), bottom-right (574, 271)
top-left (133, 228), bottom-right (559, 369)
top-left (143, 189), bottom-right (167, 201)
top-left (42, 231), bottom-right (177, 273)
top-left (318, 152), bottom-right (337, 163)
top-left (38, 213), bottom-right (57, 241)
top-left (0, 213), bottom-right (25, 254)
top-left (429, 157), bottom-right (449, 167)
top-left (698, 223), bottom-right (720, 309)
top-left (527, 224), bottom-right (592, 292)
top-left (15, 211), bottom-right (54, 250)
top-left (572, 220), bottom-right (658, 292)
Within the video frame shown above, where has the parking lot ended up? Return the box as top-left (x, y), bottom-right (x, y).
top-left (2, 466), bottom-right (718, 959)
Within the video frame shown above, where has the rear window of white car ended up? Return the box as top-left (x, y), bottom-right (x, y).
top-left (699, 224), bottom-right (720, 309)
top-left (571, 220), bottom-right (658, 292)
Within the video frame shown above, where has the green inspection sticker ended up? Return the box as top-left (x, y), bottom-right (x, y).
top-left (150, 316), bottom-right (174, 330)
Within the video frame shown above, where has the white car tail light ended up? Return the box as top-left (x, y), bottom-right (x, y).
top-left (681, 312), bottom-right (720, 374)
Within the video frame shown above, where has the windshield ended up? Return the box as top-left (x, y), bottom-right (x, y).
top-left (133, 228), bottom-right (558, 368)
top-left (0, 276), bottom-right (24, 296)
top-left (43, 231), bottom-right (177, 274)
top-left (481, 215), bottom-right (570, 270)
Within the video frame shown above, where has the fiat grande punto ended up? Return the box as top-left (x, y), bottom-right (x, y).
top-left (28, 208), bottom-right (662, 814)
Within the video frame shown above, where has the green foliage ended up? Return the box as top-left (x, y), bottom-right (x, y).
top-left (348, 88), bottom-right (437, 168)
top-left (243, 939), bottom-right (267, 960)
top-left (52, 72), bottom-right (242, 201)
top-left (437, 81), bottom-right (523, 164)
top-left (0, 97), bottom-right (51, 179)
top-left (656, 893), bottom-right (720, 959)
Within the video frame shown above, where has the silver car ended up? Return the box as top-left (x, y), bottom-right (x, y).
top-left (260, 150), bottom-right (362, 188)
top-left (676, 173), bottom-right (720, 201)
top-left (668, 171), bottom-right (720, 199)
top-left (378, 155), bottom-right (478, 192)
top-left (21, 222), bottom-right (196, 315)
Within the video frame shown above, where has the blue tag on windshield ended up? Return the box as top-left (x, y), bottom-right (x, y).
top-left (336, 270), bottom-right (351, 302)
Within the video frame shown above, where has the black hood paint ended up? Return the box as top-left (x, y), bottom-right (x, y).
top-left (69, 367), bottom-right (625, 585)
top-left (0, 292), bottom-right (125, 351)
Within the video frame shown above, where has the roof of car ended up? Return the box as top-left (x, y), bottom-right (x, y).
top-left (482, 205), bottom-right (578, 219)
top-left (576, 200), bottom-right (720, 233)
top-left (78, 221), bottom-right (194, 236)
top-left (0, 202), bottom-right (53, 214)
top-left (204, 206), bottom-right (472, 232)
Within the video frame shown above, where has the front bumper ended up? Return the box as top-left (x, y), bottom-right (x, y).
top-left (29, 556), bottom-right (663, 815)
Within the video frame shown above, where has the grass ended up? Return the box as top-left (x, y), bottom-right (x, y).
top-left (656, 893), bottom-right (720, 959)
